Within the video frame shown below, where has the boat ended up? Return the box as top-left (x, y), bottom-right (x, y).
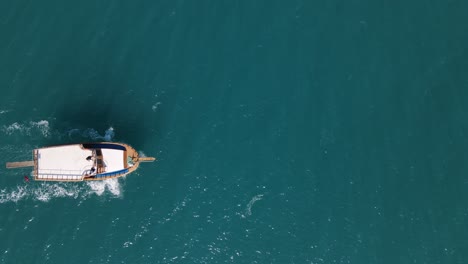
top-left (5, 142), bottom-right (155, 182)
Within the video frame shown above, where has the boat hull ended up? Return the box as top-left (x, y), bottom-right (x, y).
top-left (16, 142), bottom-right (153, 182)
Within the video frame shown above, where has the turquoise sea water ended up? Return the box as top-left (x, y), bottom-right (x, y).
top-left (1, 1), bottom-right (468, 263)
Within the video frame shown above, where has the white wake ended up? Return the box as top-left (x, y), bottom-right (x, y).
top-left (2, 120), bottom-right (50, 137)
top-left (243, 194), bottom-right (264, 218)
top-left (67, 127), bottom-right (115, 141)
top-left (0, 179), bottom-right (122, 204)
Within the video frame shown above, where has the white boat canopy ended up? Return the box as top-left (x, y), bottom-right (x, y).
top-left (36, 144), bottom-right (125, 181)
top-left (6, 142), bottom-right (155, 182)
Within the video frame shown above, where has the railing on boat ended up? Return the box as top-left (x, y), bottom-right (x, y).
top-left (33, 149), bottom-right (38, 178)
top-left (94, 169), bottom-right (129, 179)
top-left (36, 168), bottom-right (85, 181)
top-left (36, 174), bottom-right (83, 181)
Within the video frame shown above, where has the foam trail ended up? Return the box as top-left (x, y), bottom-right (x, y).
top-left (86, 126), bottom-right (114, 141)
top-left (67, 127), bottom-right (115, 141)
top-left (152, 102), bottom-right (161, 111)
top-left (103, 127), bottom-right (115, 141)
top-left (31, 120), bottom-right (50, 137)
top-left (0, 186), bottom-right (28, 203)
top-left (1, 120), bottom-right (50, 137)
top-left (3, 122), bottom-right (25, 135)
top-left (243, 194), bottom-right (264, 218)
top-left (86, 178), bottom-right (121, 196)
top-left (0, 120), bottom-right (100, 139)
top-left (0, 179), bottom-right (122, 204)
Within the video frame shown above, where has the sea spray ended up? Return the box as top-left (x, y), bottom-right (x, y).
top-left (103, 127), bottom-right (115, 141)
top-left (2, 121), bottom-right (115, 142)
top-left (0, 179), bottom-right (122, 204)
top-left (243, 194), bottom-right (264, 218)
top-left (86, 178), bottom-right (121, 196)
top-left (67, 126), bottom-right (115, 141)
top-left (31, 120), bottom-right (50, 137)
top-left (2, 120), bottom-right (50, 137)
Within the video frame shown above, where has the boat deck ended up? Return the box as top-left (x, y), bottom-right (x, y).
top-left (36, 144), bottom-right (93, 181)
top-left (35, 143), bottom-right (126, 181)
top-left (5, 142), bottom-right (155, 182)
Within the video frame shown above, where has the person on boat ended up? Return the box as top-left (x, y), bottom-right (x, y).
top-left (90, 167), bottom-right (96, 174)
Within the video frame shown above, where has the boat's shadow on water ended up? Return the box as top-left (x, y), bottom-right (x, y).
top-left (51, 74), bottom-right (153, 149)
